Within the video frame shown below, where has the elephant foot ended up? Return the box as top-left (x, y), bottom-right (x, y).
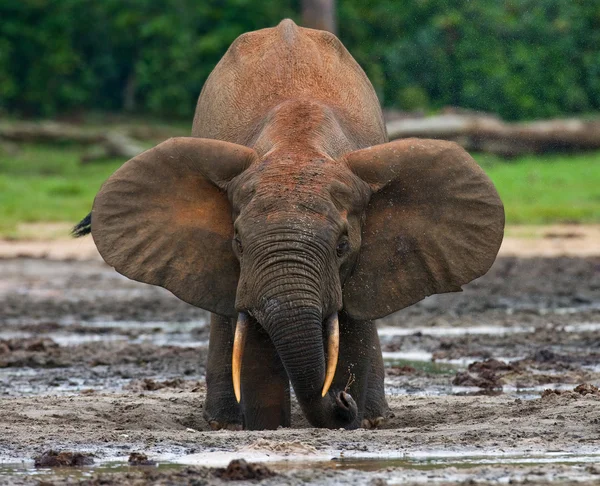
top-left (361, 416), bottom-right (385, 429)
top-left (207, 420), bottom-right (243, 431)
top-left (361, 410), bottom-right (394, 429)
top-left (203, 397), bottom-right (242, 431)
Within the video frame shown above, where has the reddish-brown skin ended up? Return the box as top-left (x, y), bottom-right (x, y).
top-left (193, 19), bottom-right (386, 154)
top-left (89, 19), bottom-right (504, 430)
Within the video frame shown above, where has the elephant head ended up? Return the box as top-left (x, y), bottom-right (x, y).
top-left (90, 135), bottom-right (504, 428)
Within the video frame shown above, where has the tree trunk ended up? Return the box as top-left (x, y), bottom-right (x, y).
top-left (301, 0), bottom-right (336, 34)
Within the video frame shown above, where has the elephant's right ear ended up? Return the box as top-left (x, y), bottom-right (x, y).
top-left (91, 137), bottom-right (257, 317)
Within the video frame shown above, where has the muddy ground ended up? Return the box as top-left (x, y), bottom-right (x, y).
top-left (0, 254), bottom-right (599, 485)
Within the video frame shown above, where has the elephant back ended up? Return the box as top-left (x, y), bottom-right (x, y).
top-left (192, 19), bottom-right (386, 152)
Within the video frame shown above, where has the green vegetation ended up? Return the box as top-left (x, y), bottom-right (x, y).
top-left (0, 143), bottom-right (598, 237)
top-left (0, 145), bottom-right (122, 236)
top-left (1, 1), bottom-right (599, 120)
top-left (476, 152), bottom-right (600, 224)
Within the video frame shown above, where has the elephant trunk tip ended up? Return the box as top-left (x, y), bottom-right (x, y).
top-left (335, 390), bottom-right (358, 426)
top-left (307, 389), bottom-right (359, 430)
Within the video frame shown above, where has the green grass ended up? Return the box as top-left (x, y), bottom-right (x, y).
top-left (0, 144), bottom-right (124, 237)
top-left (0, 143), bottom-right (598, 237)
top-left (476, 152), bottom-right (600, 224)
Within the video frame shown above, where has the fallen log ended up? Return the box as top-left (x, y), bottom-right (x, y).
top-left (0, 121), bottom-right (148, 162)
top-left (80, 132), bottom-right (146, 163)
top-left (0, 121), bottom-right (104, 144)
top-left (386, 115), bottom-right (600, 157)
top-left (2, 115), bottom-right (600, 159)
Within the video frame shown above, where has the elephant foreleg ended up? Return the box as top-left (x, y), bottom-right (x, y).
top-left (330, 313), bottom-right (375, 425)
top-left (204, 313), bottom-right (243, 430)
top-left (331, 314), bottom-right (389, 428)
top-left (362, 326), bottom-right (390, 429)
top-left (240, 319), bottom-right (291, 430)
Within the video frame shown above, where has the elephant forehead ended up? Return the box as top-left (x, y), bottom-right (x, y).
top-left (237, 195), bottom-right (345, 238)
top-left (242, 213), bottom-right (340, 252)
top-left (251, 161), bottom-right (363, 199)
top-left (232, 160), bottom-right (368, 227)
top-left (247, 196), bottom-right (341, 226)
top-left (255, 162), bottom-right (334, 192)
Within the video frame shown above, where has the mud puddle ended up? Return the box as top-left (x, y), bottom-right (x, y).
top-left (2, 319), bottom-right (596, 399)
top-left (168, 448), bottom-right (600, 468)
top-left (3, 450), bottom-right (600, 485)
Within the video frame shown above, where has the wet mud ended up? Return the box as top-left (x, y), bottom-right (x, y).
top-left (0, 256), bottom-right (599, 484)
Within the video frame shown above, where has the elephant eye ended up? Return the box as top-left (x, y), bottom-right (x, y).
top-left (234, 237), bottom-right (243, 254)
top-left (336, 238), bottom-right (350, 257)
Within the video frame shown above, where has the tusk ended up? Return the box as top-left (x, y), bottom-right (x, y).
top-left (232, 312), bottom-right (249, 403)
top-left (321, 313), bottom-right (340, 397)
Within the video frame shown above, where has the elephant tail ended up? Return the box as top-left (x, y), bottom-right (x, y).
top-left (72, 212), bottom-right (92, 237)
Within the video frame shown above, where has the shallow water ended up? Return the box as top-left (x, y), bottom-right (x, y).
top-left (3, 450), bottom-right (600, 483)
top-left (2, 317), bottom-right (597, 399)
top-left (2, 320), bottom-right (598, 355)
top-left (384, 383), bottom-right (577, 400)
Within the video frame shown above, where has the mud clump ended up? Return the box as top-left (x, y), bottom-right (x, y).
top-left (453, 370), bottom-right (501, 389)
top-left (469, 359), bottom-right (516, 373)
top-left (574, 383), bottom-right (600, 396)
top-left (387, 365), bottom-right (417, 376)
top-left (214, 459), bottom-right (276, 481)
top-left (34, 450), bottom-right (94, 468)
top-left (452, 359), bottom-right (515, 389)
top-left (129, 378), bottom-right (186, 391)
top-left (531, 349), bottom-right (567, 363)
top-left (14, 321), bottom-right (62, 333)
top-left (0, 337), bottom-right (63, 367)
top-left (128, 452), bottom-right (156, 466)
top-left (520, 348), bottom-right (600, 370)
top-left (53, 466), bottom-right (213, 485)
top-left (0, 337), bottom-right (59, 354)
top-left (542, 383), bottom-right (600, 399)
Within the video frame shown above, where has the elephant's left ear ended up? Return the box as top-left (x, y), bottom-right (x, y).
top-left (343, 138), bottom-right (504, 320)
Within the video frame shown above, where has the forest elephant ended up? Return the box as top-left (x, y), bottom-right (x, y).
top-left (74, 19), bottom-right (504, 430)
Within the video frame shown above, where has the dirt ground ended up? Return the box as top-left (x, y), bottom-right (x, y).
top-left (1, 223), bottom-right (599, 260)
top-left (0, 234), bottom-right (599, 484)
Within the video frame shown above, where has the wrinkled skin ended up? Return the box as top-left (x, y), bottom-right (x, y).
top-left (84, 20), bottom-right (504, 430)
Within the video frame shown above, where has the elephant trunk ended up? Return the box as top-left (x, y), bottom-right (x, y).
top-left (257, 286), bottom-right (358, 429)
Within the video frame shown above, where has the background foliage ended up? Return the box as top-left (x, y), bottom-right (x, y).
top-left (1, 0), bottom-right (600, 120)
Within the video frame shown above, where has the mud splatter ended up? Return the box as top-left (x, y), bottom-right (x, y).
top-left (214, 459), bottom-right (276, 481)
top-left (127, 452), bottom-right (157, 466)
top-left (34, 450), bottom-right (94, 468)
